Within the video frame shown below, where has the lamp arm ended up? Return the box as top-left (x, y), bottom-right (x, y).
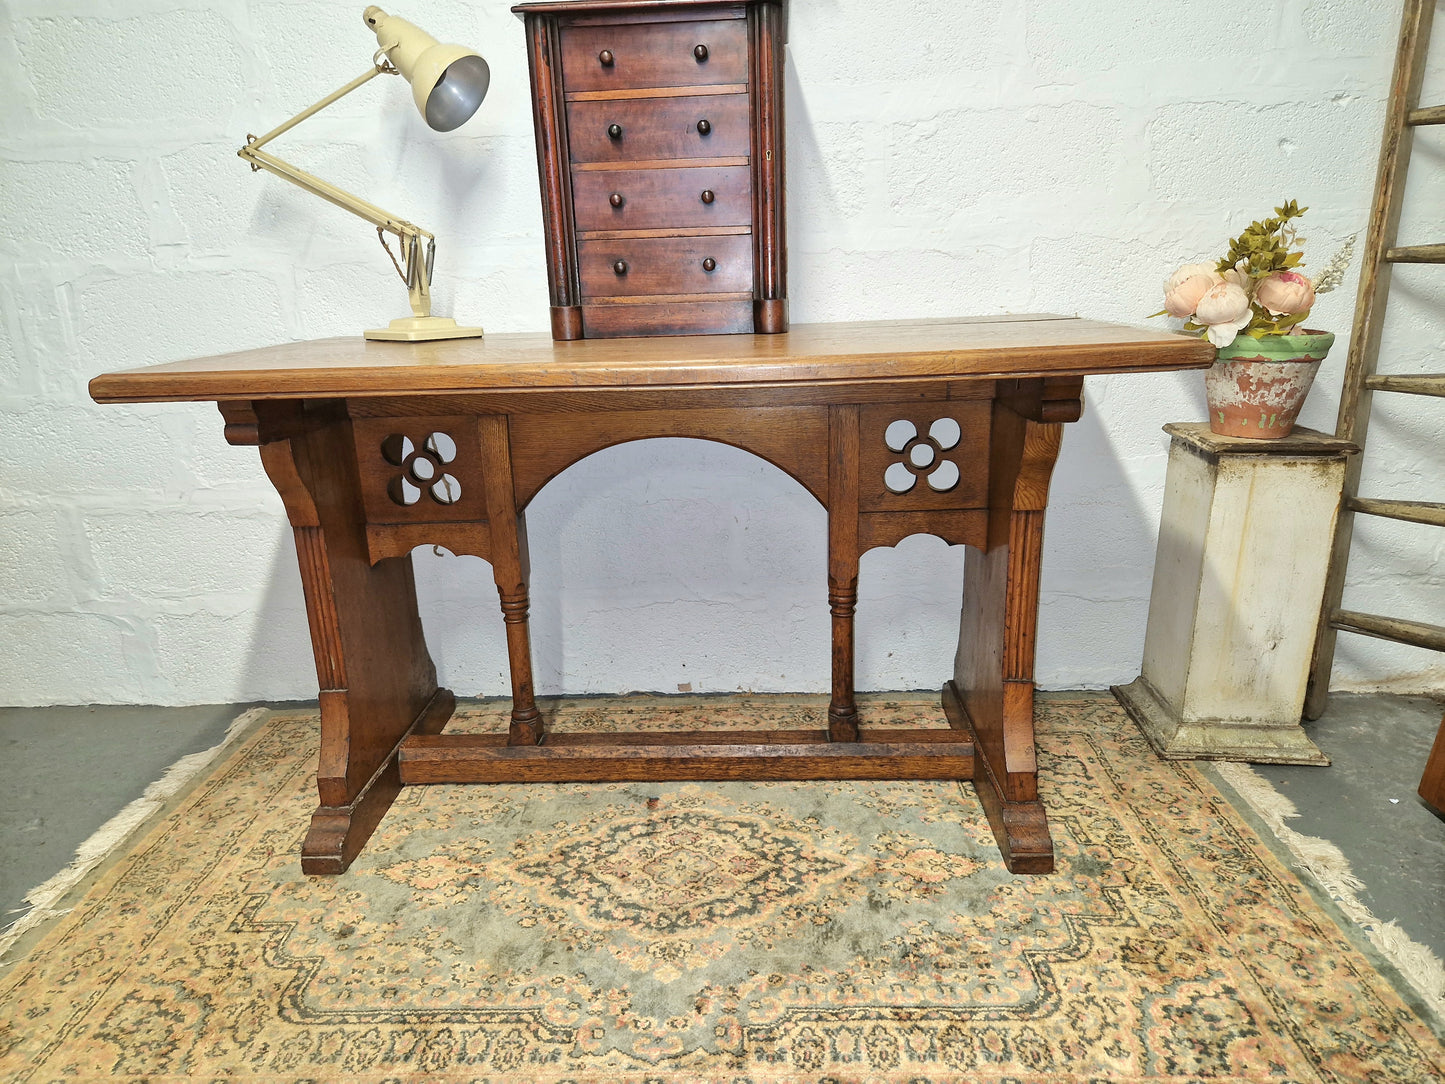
top-left (247, 64), bottom-right (386, 152)
top-left (238, 60), bottom-right (438, 319)
top-left (238, 144), bottom-right (431, 242)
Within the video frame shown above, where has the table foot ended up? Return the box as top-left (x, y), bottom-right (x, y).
top-left (506, 708), bottom-right (545, 747)
top-left (300, 687), bottom-right (454, 875)
top-left (827, 705), bottom-right (860, 742)
top-left (970, 777), bottom-right (1055, 875)
top-left (943, 681), bottom-right (1055, 874)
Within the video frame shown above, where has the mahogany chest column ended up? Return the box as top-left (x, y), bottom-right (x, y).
top-left (514, 0), bottom-right (787, 339)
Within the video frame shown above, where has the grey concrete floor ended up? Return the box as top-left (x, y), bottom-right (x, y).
top-left (0, 702), bottom-right (262, 923)
top-left (2, 693), bottom-right (1441, 966)
top-left (1241, 691), bottom-right (1444, 962)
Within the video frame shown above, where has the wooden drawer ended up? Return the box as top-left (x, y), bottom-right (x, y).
top-left (580, 299), bottom-right (754, 337)
top-left (578, 233), bottom-right (753, 297)
top-left (567, 93), bottom-right (750, 164)
top-left (572, 164), bottom-right (752, 232)
top-left (560, 18), bottom-right (749, 92)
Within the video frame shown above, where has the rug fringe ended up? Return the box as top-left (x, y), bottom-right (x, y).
top-left (0, 706), bottom-right (269, 963)
top-left (1215, 761), bottom-right (1445, 1021)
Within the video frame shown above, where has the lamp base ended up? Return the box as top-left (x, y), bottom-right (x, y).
top-left (364, 316), bottom-right (484, 342)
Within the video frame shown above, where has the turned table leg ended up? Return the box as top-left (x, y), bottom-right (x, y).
top-left (478, 415), bottom-right (544, 746)
top-left (948, 408), bottom-right (1068, 874)
top-left (248, 406), bottom-right (452, 874)
top-left (827, 405), bottom-right (861, 742)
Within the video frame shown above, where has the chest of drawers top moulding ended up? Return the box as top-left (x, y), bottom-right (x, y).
top-left (512, 1), bottom-right (754, 20)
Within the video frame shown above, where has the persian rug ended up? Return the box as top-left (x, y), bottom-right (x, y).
top-left (1212, 760), bottom-right (1445, 1019)
top-left (1, 693), bottom-right (1441, 1083)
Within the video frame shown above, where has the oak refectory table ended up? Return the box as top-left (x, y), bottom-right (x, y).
top-left (90, 316), bottom-right (1213, 875)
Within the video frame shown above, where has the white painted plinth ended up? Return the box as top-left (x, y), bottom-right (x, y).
top-left (1115, 423), bottom-right (1357, 765)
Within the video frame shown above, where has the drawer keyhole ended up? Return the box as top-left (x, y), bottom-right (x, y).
top-left (700, 189), bottom-right (715, 204)
top-left (613, 260), bottom-right (628, 275)
top-left (607, 123), bottom-right (623, 140)
top-left (609, 192), bottom-right (625, 208)
top-left (693, 44), bottom-right (709, 62)
top-left (702, 257), bottom-right (717, 273)
top-left (598, 49), bottom-right (614, 66)
top-left (696, 119), bottom-right (711, 136)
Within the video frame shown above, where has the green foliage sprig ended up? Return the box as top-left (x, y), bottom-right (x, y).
top-left (1185, 201), bottom-right (1311, 339)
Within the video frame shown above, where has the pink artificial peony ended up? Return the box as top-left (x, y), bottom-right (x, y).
top-left (1163, 272), bottom-right (1219, 318)
top-left (1255, 270), bottom-right (1316, 316)
top-left (1162, 262), bottom-right (1221, 318)
top-left (1194, 281), bottom-right (1253, 348)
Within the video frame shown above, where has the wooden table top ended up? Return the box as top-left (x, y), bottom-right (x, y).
top-left (89, 315), bottom-right (1214, 403)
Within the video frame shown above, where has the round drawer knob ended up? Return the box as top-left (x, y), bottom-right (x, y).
top-left (607, 123), bottom-right (623, 140)
top-left (696, 119), bottom-right (711, 136)
top-left (702, 257), bottom-right (717, 273)
top-left (700, 189), bottom-right (715, 204)
top-left (609, 192), bottom-right (624, 208)
top-left (694, 44), bottom-right (709, 62)
top-left (598, 49), bottom-right (614, 66)
top-left (613, 259), bottom-right (628, 275)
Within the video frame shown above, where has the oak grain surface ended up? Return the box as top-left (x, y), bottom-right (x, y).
top-left (90, 315), bottom-right (1213, 402)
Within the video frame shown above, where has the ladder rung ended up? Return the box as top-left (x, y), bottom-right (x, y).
top-left (1347, 496), bottom-right (1445, 527)
top-left (1364, 373), bottom-right (1445, 396)
top-left (1407, 104), bottom-right (1445, 125)
top-left (1384, 244), bottom-right (1445, 263)
top-left (1330, 610), bottom-right (1445, 652)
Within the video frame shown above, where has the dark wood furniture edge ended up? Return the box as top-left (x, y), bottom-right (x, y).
top-left (513, 0), bottom-right (756, 13)
top-left (522, 7), bottom-right (583, 336)
top-left (943, 681), bottom-right (1054, 874)
top-left (754, 297), bottom-right (786, 333)
top-left (748, 0), bottom-right (785, 331)
top-left (1420, 711), bottom-right (1445, 815)
top-left (301, 688), bottom-right (455, 874)
top-left (551, 305), bottom-right (585, 340)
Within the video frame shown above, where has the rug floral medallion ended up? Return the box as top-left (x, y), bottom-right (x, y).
top-left (1, 695), bottom-right (1441, 1082)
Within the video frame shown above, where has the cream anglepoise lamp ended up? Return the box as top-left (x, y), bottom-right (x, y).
top-left (239, 7), bottom-right (489, 341)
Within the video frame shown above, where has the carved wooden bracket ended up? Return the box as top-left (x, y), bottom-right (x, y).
top-left (217, 399), bottom-right (340, 446)
top-left (995, 377), bottom-right (1084, 425)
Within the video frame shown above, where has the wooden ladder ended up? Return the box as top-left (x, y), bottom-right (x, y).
top-left (1305, 0), bottom-right (1445, 719)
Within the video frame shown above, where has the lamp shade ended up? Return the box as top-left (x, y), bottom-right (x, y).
top-left (363, 7), bottom-right (490, 132)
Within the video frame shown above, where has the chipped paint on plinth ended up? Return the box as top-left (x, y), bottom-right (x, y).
top-left (1204, 331), bottom-right (1334, 439)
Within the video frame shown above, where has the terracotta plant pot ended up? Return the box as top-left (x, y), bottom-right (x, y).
top-left (1204, 330), bottom-right (1334, 439)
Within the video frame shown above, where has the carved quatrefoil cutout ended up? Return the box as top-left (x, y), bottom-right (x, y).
top-left (381, 432), bottom-right (461, 506)
top-left (882, 417), bottom-right (962, 494)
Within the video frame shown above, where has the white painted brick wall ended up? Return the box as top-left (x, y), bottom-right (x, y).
top-left (1, 0), bottom-right (1440, 705)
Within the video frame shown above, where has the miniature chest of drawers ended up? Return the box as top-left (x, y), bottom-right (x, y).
top-left (513, 0), bottom-right (787, 339)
